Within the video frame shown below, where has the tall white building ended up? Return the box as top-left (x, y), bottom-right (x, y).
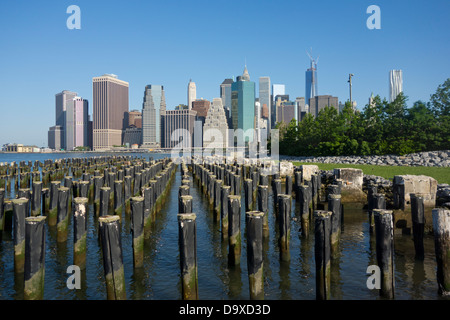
top-left (389, 70), bottom-right (403, 103)
top-left (203, 98), bottom-right (229, 149)
top-left (188, 79), bottom-right (196, 109)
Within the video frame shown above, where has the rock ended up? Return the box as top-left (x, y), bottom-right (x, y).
top-left (300, 165), bottom-right (319, 181)
top-left (393, 175), bottom-right (438, 210)
top-left (333, 168), bottom-right (366, 203)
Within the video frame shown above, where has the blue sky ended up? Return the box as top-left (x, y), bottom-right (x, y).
top-left (0, 0), bottom-right (449, 147)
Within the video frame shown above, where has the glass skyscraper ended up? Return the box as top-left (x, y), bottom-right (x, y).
top-left (305, 60), bottom-right (318, 109)
top-left (231, 66), bottom-right (255, 145)
top-left (142, 84), bottom-right (166, 147)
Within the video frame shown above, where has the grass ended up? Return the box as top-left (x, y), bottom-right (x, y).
top-left (291, 162), bottom-right (450, 185)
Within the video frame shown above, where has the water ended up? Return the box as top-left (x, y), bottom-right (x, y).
top-left (0, 152), bottom-right (445, 300)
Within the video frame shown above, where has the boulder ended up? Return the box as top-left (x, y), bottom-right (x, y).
top-left (279, 161), bottom-right (294, 177)
top-left (393, 175), bottom-right (437, 210)
top-left (300, 165), bottom-right (319, 182)
top-left (333, 168), bottom-right (366, 203)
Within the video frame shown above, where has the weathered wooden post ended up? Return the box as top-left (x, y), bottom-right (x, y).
top-left (373, 209), bottom-right (395, 299)
top-left (24, 216), bottom-right (46, 300)
top-left (285, 175), bottom-right (292, 196)
top-left (179, 195), bottom-right (193, 215)
top-left (78, 181), bottom-right (90, 199)
top-left (133, 172), bottom-right (141, 196)
top-left (410, 194), bottom-right (425, 260)
top-left (12, 198), bottom-right (28, 273)
top-left (100, 187), bottom-right (111, 217)
top-left (278, 194), bottom-right (291, 261)
top-left (246, 211), bottom-right (264, 300)
top-left (221, 185), bottom-right (230, 239)
top-left (124, 175), bottom-right (132, 215)
top-left (57, 187), bottom-right (70, 242)
top-left (214, 179), bottom-right (222, 221)
top-left (298, 184), bottom-right (311, 237)
top-left (369, 193), bottom-right (386, 234)
top-left (142, 186), bottom-right (152, 239)
top-left (0, 189), bottom-right (4, 231)
top-left (328, 194), bottom-right (342, 258)
top-left (131, 197), bottom-right (145, 268)
top-left (73, 197), bottom-right (88, 270)
top-left (48, 181), bottom-right (60, 226)
top-left (93, 176), bottom-right (103, 216)
top-left (432, 208), bottom-right (450, 295)
top-left (228, 195), bottom-right (241, 265)
top-left (177, 213), bottom-right (198, 300)
top-left (257, 185), bottom-right (269, 237)
top-left (31, 181), bottom-right (42, 216)
top-left (99, 215), bottom-right (126, 300)
top-left (244, 179), bottom-right (253, 212)
top-left (114, 180), bottom-right (123, 216)
top-left (314, 210), bottom-right (332, 300)
top-left (272, 179), bottom-right (281, 213)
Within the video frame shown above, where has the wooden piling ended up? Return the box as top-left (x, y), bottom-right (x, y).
top-left (221, 185), bottom-right (230, 239)
top-left (0, 189), bottom-right (4, 231)
top-left (228, 195), bottom-right (241, 265)
top-left (432, 208), bottom-right (450, 295)
top-left (31, 181), bottom-right (42, 216)
top-left (314, 210), bottom-right (332, 300)
top-left (48, 181), bottom-right (60, 226)
top-left (73, 197), bottom-right (88, 270)
top-left (328, 194), bottom-right (342, 258)
top-left (257, 185), bottom-right (269, 237)
top-left (57, 187), bottom-right (70, 242)
top-left (298, 184), bottom-right (311, 237)
top-left (411, 194), bottom-right (425, 260)
top-left (244, 179), bottom-right (253, 212)
top-left (98, 215), bottom-right (126, 300)
top-left (214, 180), bottom-right (222, 221)
top-left (124, 175), bottom-right (132, 215)
top-left (142, 186), bottom-right (152, 239)
top-left (177, 213), bottom-right (198, 300)
top-left (373, 209), bottom-right (395, 299)
top-left (24, 216), bottom-right (46, 300)
top-left (100, 187), bottom-right (111, 217)
top-left (246, 211), bottom-right (264, 300)
top-left (285, 175), bottom-right (292, 196)
top-left (131, 197), bottom-right (145, 268)
top-left (114, 180), bottom-right (123, 216)
top-left (278, 194), bottom-right (291, 261)
top-left (12, 198), bottom-right (28, 273)
top-left (93, 176), bottom-right (103, 216)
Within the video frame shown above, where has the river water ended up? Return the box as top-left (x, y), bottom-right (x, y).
top-left (0, 152), bottom-right (445, 300)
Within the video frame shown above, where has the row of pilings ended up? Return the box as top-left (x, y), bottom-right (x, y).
top-left (0, 155), bottom-right (177, 299)
top-left (179, 156), bottom-right (450, 300)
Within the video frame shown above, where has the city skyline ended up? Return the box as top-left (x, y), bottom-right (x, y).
top-left (0, 0), bottom-right (449, 146)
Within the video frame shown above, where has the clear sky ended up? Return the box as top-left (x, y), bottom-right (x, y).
top-left (0, 0), bottom-right (449, 147)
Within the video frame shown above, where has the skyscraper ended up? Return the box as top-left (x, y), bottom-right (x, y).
top-left (309, 95), bottom-right (338, 118)
top-left (271, 84), bottom-right (285, 128)
top-left (92, 74), bottom-right (129, 150)
top-left (305, 54), bottom-right (318, 110)
top-left (220, 78), bottom-right (233, 112)
top-left (142, 85), bottom-right (166, 147)
top-left (188, 79), bottom-right (196, 110)
top-left (389, 70), bottom-right (403, 102)
top-left (52, 90), bottom-right (77, 150)
top-left (161, 109), bottom-right (197, 149)
top-left (231, 66), bottom-right (256, 145)
top-left (259, 76), bottom-right (271, 136)
top-left (203, 98), bottom-right (229, 149)
top-left (65, 97), bottom-right (89, 151)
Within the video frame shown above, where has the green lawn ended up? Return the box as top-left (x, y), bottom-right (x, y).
top-left (291, 162), bottom-right (450, 185)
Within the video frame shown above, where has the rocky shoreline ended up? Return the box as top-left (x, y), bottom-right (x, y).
top-left (281, 150), bottom-right (450, 167)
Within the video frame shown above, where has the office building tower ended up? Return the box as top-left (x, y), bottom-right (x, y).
top-left (274, 94), bottom-right (289, 124)
top-left (48, 125), bottom-right (63, 150)
top-left (188, 79), bottom-right (196, 109)
top-left (92, 74), bottom-right (129, 150)
top-left (220, 78), bottom-right (233, 113)
top-left (203, 98), bottom-right (229, 149)
top-left (389, 70), bottom-right (403, 103)
top-left (123, 126), bottom-right (142, 147)
top-left (161, 109), bottom-right (197, 149)
top-left (231, 66), bottom-right (256, 145)
top-left (259, 77), bottom-right (271, 135)
top-left (51, 90), bottom-right (77, 150)
top-left (192, 99), bottom-right (210, 119)
top-left (124, 110), bottom-right (142, 129)
top-left (309, 95), bottom-right (339, 118)
top-left (66, 97), bottom-right (89, 151)
top-left (142, 85), bottom-right (166, 148)
top-left (271, 84), bottom-right (285, 128)
top-left (296, 97), bottom-right (306, 121)
top-left (305, 53), bottom-right (319, 111)
top-left (277, 100), bottom-right (297, 124)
